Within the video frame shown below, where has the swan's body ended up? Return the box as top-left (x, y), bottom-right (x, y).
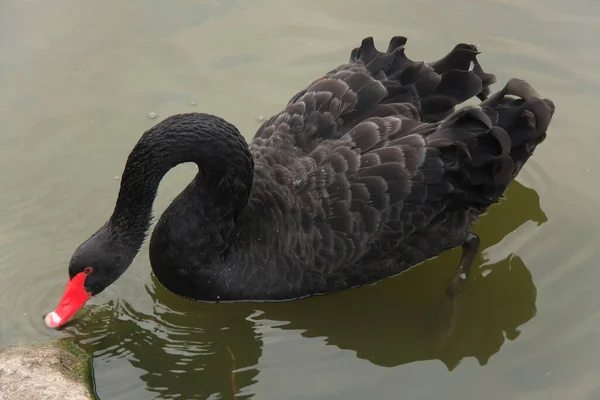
top-left (46, 36), bottom-right (554, 327)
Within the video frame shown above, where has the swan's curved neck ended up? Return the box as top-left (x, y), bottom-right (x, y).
top-left (107, 113), bottom-right (254, 253)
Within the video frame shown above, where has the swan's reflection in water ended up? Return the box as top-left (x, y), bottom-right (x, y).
top-left (66, 181), bottom-right (546, 399)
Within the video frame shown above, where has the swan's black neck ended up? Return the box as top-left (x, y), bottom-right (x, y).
top-left (108, 113), bottom-right (254, 254)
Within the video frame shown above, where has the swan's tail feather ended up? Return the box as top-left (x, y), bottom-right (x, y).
top-left (427, 78), bottom-right (555, 210)
top-left (349, 37), bottom-right (497, 122)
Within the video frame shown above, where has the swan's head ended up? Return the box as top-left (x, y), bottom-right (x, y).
top-left (44, 223), bottom-right (137, 328)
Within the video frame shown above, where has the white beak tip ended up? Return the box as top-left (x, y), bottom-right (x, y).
top-left (44, 311), bottom-right (62, 328)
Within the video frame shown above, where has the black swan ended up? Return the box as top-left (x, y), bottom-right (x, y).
top-left (45, 36), bottom-right (555, 328)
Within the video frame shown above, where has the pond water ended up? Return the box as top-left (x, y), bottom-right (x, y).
top-left (1, 0), bottom-right (599, 399)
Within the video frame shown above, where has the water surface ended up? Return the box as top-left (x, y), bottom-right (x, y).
top-left (1, 0), bottom-right (599, 399)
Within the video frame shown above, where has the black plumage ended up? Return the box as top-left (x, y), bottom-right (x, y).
top-left (66, 36), bottom-right (556, 304)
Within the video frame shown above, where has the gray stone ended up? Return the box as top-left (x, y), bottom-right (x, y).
top-left (0, 340), bottom-right (93, 400)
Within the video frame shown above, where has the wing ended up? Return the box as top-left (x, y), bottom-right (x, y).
top-left (251, 36), bottom-right (496, 154)
top-left (242, 36), bottom-right (553, 294)
top-left (299, 81), bottom-right (553, 289)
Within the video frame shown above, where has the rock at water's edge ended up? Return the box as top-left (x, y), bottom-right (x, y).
top-left (0, 340), bottom-right (94, 400)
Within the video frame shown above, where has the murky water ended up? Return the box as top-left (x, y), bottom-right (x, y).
top-left (1, 0), bottom-right (599, 398)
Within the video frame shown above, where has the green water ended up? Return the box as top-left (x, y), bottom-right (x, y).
top-left (1, 0), bottom-right (599, 398)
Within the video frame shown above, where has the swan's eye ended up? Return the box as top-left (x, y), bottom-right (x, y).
top-left (83, 267), bottom-right (94, 275)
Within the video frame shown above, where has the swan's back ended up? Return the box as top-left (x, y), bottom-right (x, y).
top-left (235, 36), bottom-right (554, 298)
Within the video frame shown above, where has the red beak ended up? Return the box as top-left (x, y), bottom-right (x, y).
top-left (45, 272), bottom-right (91, 328)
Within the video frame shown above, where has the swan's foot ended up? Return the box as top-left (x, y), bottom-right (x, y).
top-left (446, 232), bottom-right (480, 298)
top-left (437, 232), bottom-right (481, 348)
